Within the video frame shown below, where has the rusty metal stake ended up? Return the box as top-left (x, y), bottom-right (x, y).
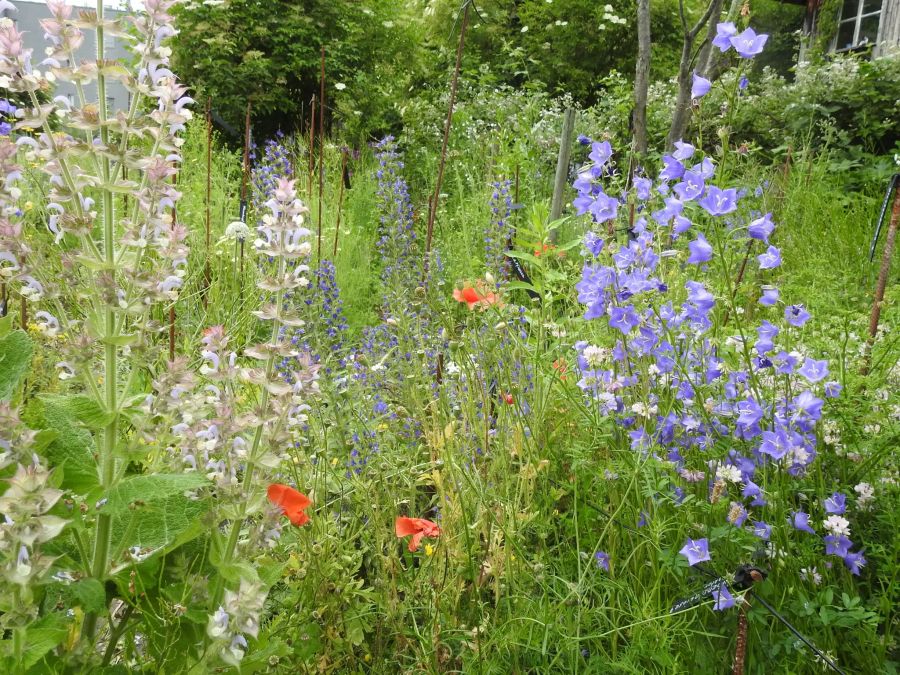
top-left (862, 183), bottom-right (900, 375)
top-left (332, 149), bottom-right (348, 259)
top-left (423, 0), bottom-right (471, 280)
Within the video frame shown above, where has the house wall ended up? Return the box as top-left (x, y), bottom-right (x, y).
top-left (1, 1), bottom-right (133, 111)
top-left (876, 0), bottom-right (900, 55)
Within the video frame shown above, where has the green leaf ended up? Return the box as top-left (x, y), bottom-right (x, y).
top-left (20, 613), bottom-right (70, 670)
top-left (506, 250), bottom-right (545, 268)
top-left (39, 394), bottom-right (115, 430)
top-left (23, 398), bottom-right (98, 494)
top-left (105, 474), bottom-right (211, 555)
top-left (218, 561), bottom-right (260, 584)
top-left (505, 280), bottom-right (539, 294)
top-left (0, 330), bottom-right (33, 400)
top-left (46, 577), bottom-right (107, 615)
top-left (0, 313), bottom-right (12, 337)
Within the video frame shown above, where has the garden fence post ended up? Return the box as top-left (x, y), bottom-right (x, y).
top-left (549, 107), bottom-right (575, 243)
top-left (862, 180), bottom-right (900, 374)
top-left (318, 45), bottom-right (326, 261)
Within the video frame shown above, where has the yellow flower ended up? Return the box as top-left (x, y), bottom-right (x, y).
top-left (424, 544), bottom-right (434, 557)
top-left (23, 201), bottom-right (33, 212)
top-left (376, 423), bottom-right (388, 431)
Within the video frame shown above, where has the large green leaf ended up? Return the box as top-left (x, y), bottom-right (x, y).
top-left (39, 393), bottom-right (115, 430)
top-left (0, 329), bottom-right (33, 400)
top-left (104, 474), bottom-right (211, 555)
top-left (23, 398), bottom-right (98, 494)
top-left (17, 612), bottom-right (69, 671)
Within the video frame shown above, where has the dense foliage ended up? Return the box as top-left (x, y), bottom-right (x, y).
top-left (0, 0), bottom-right (898, 673)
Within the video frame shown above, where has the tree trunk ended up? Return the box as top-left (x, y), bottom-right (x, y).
top-left (665, 0), bottom-right (723, 150)
top-left (696, 0), bottom-right (725, 76)
top-left (633, 0), bottom-right (652, 156)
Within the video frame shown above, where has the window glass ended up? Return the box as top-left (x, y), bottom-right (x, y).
top-left (861, 0), bottom-right (882, 15)
top-left (840, 0), bottom-right (860, 16)
top-left (836, 20), bottom-right (857, 49)
top-left (858, 14), bottom-right (881, 43)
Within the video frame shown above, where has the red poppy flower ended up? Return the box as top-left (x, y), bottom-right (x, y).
top-left (453, 280), bottom-right (501, 310)
top-left (395, 516), bottom-right (441, 552)
top-left (267, 484), bottom-right (312, 527)
top-left (503, 392), bottom-right (515, 405)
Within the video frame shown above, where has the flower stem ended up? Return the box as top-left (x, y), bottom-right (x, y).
top-left (210, 253), bottom-right (287, 607)
top-left (85, 0), bottom-right (118, 640)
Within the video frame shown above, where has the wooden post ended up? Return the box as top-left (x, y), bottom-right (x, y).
top-left (203, 96), bottom-right (212, 308)
top-left (318, 45), bottom-right (326, 261)
top-left (307, 96), bottom-right (316, 201)
top-left (333, 149), bottom-right (348, 259)
top-left (549, 107), bottom-right (575, 242)
top-left (424, 0), bottom-right (471, 278)
top-left (862, 184), bottom-right (900, 374)
top-left (239, 100), bottom-right (252, 289)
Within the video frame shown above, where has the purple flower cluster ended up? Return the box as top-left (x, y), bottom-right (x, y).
top-left (571, 140), bottom-right (844, 579)
top-left (252, 133), bottom-right (293, 223)
top-left (0, 99), bottom-right (16, 136)
top-left (485, 179), bottom-right (513, 282)
top-left (373, 136), bottom-right (419, 299)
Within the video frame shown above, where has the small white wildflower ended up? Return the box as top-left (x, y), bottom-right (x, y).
top-left (715, 464), bottom-right (742, 483)
top-left (822, 515), bottom-right (850, 537)
top-left (800, 567), bottom-right (822, 585)
top-left (583, 345), bottom-right (609, 368)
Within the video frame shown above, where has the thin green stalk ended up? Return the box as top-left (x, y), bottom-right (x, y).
top-left (86, 0), bottom-right (118, 640)
top-left (210, 251), bottom-right (287, 607)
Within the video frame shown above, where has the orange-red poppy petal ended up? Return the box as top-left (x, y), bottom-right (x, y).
top-left (395, 516), bottom-right (422, 537)
top-left (267, 484), bottom-right (312, 527)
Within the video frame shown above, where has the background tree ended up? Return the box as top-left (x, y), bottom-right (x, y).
top-left (171, 0), bottom-right (421, 140)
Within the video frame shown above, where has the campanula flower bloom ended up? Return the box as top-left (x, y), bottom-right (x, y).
top-left (790, 511), bottom-right (816, 534)
top-left (712, 583), bottom-right (735, 610)
top-left (824, 534), bottom-right (852, 557)
top-left (673, 171), bottom-right (705, 201)
top-left (659, 155), bottom-right (685, 181)
top-left (687, 233), bottom-right (713, 264)
top-left (713, 22), bottom-right (737, 52)
top-left (584, 231), bottom-right (605, 256)
top-left (759, 287), bottom-right (779, 306)
top-left (798, 357), bottom-right (829, 383)
top-left (730, 28), bottom-right (768, 59)
top-left (590, 193), bottom-right (619, 223)
top-left (785, 304), bottom-right (811, 327)
top-left (680, 538), bottom-right (711, 566)
top-left (824, 492), bottom-right (847, 514)
top-left (757, 245), bottom-right (782, 270)
top-left (634, 176), bottom-right (652, 200)
top-left (752, 521), bottom-right (771, 539)
top-left (595, 551), bottom-right (610, 571)
top-left (748, 213), bottom-right (775, 242)
top-left (842, 550), bottom-right (866, 575)
top-left (672, 141), bottom-right (696, 161)
top-left (589, 141), bottom-right (613, 167)
top-left (691, 72), bottom-right (712, 99)
top-left (824, 381), bottom-right (842, 398)
top-left (699, 186), bottom-right (737, 216)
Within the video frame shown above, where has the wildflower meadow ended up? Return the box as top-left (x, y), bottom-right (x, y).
top-left (0, 0), bottom-right (897, 672)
